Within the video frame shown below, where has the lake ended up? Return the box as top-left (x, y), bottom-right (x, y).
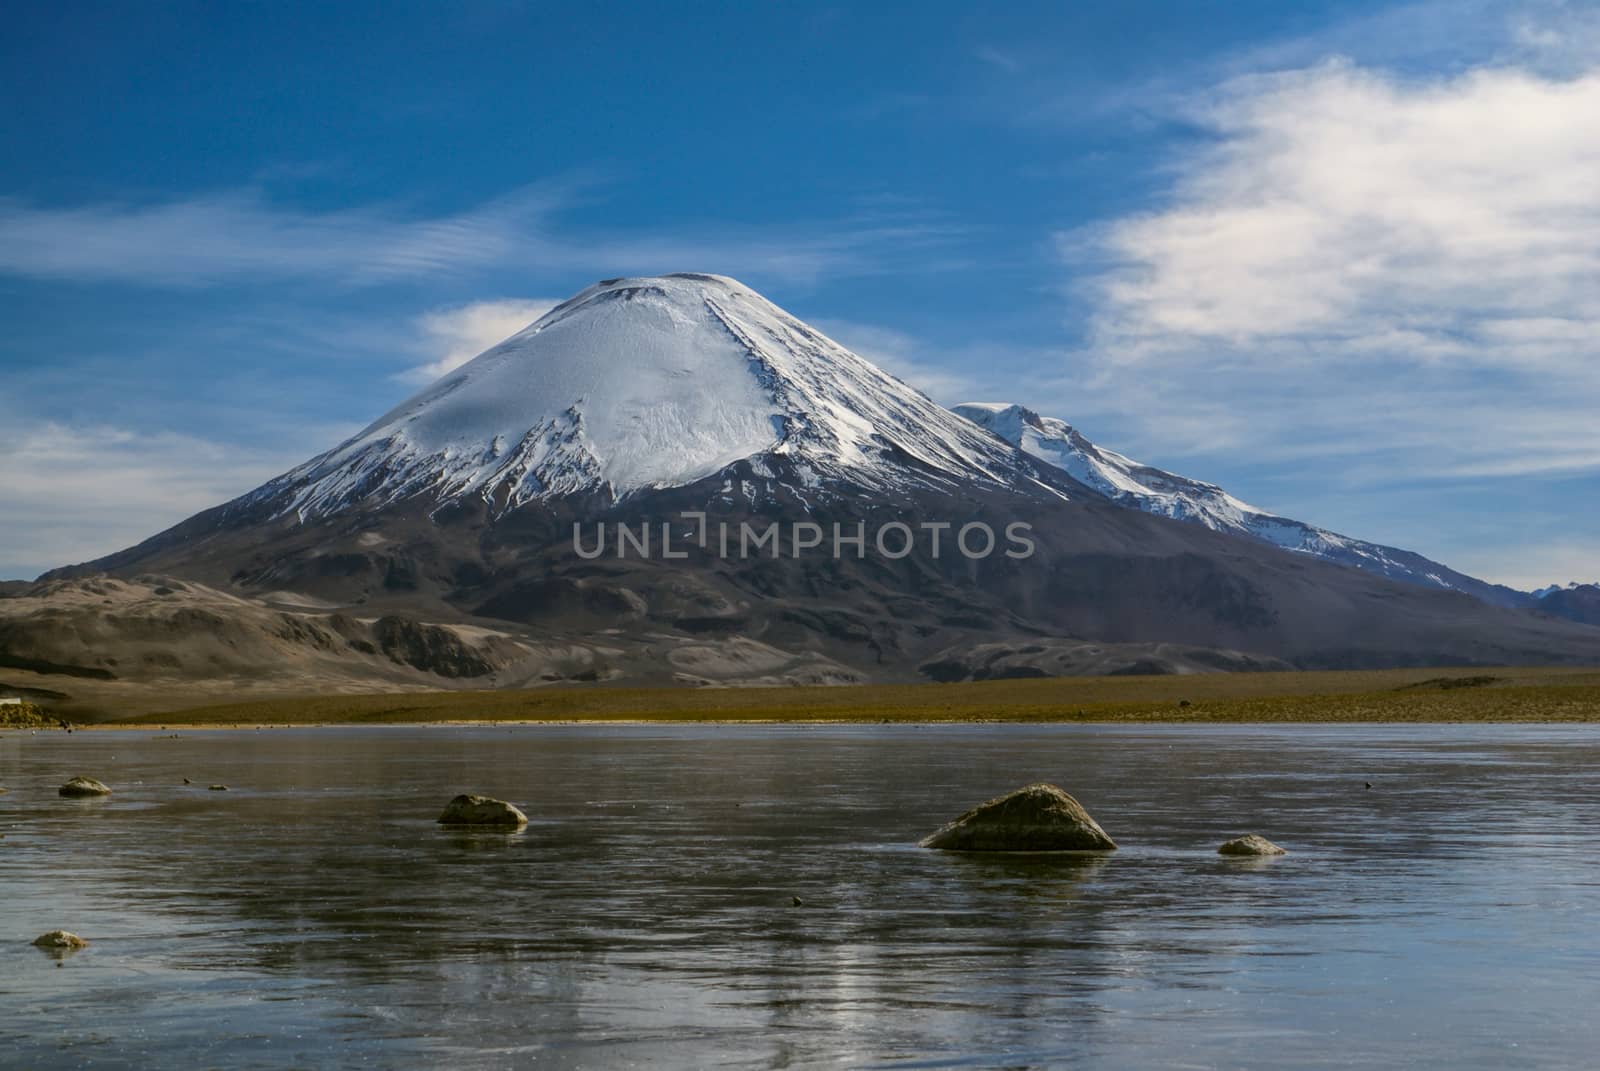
top-left (2, 723), bottom-right (1597, 1068)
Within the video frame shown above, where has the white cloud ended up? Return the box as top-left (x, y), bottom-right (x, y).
top-left (0, 421), bottom-right (319, 580)
top-left (1084, 61), bottom-right (1600, 359)
top-left (397, 298), bottom-right (559, 385)
top-left (1064, 58), bottom-right (1600, 485)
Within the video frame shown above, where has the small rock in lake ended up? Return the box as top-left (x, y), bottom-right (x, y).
top-left (33, 930), bottom-right (89, 950)
top-left (1365, 782), bottom-right (1373, 789)
top-left (58, 776), bottom-right (112, 798)
top-left (183, 778), bottom-right (192, 784)
top-left (920, 782), bottom-right (1117, 852)
top-left (208, 784), bottom-right (228, 791)
top-left (437, 793), bottom-right (528, 828)
top-left (792, 896), bottom-right (804, 906)
top-left (1218, 834), bottom-right (1287, 856)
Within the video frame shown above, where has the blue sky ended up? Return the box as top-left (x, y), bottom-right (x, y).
top-left (2, 0), bottom-right (1597, 586)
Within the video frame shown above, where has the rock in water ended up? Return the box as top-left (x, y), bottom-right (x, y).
top-left (33, 930), bottom-right (89, 950)
top-left (919, 782), bottom-right (1116, 851)
top-left (1218, 834), bottom-right (1287, 856)
top-left (58, 776), bottom-right (112, 798)
top-left (437, 794), bottom-right (528, 828)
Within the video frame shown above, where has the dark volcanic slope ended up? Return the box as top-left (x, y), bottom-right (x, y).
top-left (41, 468), bottom-right (1600, 684)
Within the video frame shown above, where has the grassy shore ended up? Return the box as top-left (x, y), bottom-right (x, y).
top-left (101, 665), bottom-right (1600, 727)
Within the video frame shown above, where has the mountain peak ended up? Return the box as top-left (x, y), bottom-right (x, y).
top-left (556, 272), bottom-right (761, 315)
top-left (594, 271), bottom-right (747, 290)
top-left (952, 402), bottom-right (1044, 437)
top-left (239, 277), bottom-right (1066, 522)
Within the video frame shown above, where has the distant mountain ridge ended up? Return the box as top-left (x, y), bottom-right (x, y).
top-left (1534, 581), bottom-right (1600, 598)
top-left (1532, 583), bottom-right (1600, 627)
top-left (953, 402), bottom-right (1532, 609)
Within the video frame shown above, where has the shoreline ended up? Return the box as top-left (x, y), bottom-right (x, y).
top-left (11, 665), bottom-right (1599, 728)
top-left (71, 713), bottom-right (1600, 730)
top-left (68, 717), bottom-right (1600, 730)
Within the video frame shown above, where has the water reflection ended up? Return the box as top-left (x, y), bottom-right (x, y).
top-left (1, 724), bottom-right (1598, 1068)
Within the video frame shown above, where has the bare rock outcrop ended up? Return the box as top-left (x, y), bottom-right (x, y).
top-left (919, 782), bottom-right (1116, 851)
top-left (374, 616), bottom-right (496, 678)
top-left (1218, 833), bottom-right (1287, 856)
top-left (58, 776), bottom-right (112, 797)
top-left (33, 930), bottom-right (89, 950)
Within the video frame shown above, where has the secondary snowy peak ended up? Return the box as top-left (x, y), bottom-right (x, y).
top-left (954, 402), bottom-right (1526, 606)
top-left (954, 403), bottom-right (1265, 531)
top-left (250, 275), bottom-right (1065, 520)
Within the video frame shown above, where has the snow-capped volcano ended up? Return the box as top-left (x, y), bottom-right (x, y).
top-left (41, 275), bottom-right (1600, 687)
top-left (226, 275), bottom-right (1528, 611)
top-left (253, 274), bottom-right (1064, 520)
top-left (954, 402), bottom-right (1529, 607)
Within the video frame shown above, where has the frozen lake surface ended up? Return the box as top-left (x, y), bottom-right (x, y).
top-left (2, 723), bottom-right (1597, 1068)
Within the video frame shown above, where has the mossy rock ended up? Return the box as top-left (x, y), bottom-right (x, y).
top-left (920, 782), bottom-right (1117, 852)
top-left (437, 794), bottom-right (527, 828)
top-left (59, 776), bottom-right (112, 797)
top-left (33, 930), bottom-right (89, 950)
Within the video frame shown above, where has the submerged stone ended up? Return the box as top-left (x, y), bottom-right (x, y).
top-left (58, 776), bottom-right (112, 797)
top-left (1218, 833), bottom-right (1287, 856)
top-left (33, 930), bottom-right (89, 950)
top-left (437, 794), bottom-right (528, 828)
top-left (919, 782), bottom-right (1117, 852)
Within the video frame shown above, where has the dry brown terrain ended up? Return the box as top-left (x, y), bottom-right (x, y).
top-left (98, 665), bottom-right (1600, 726)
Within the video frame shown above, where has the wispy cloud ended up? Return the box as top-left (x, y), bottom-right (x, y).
top-left (0, 420), bottom-right (318, 579)
top-left (0, 186), bottom-right (961, 289)
top-left (397, 298), bottom-right (559, 385)
top-left (975, 45), bottom-right (1023, 74)
top-left (0, 187), bottom-right (566, 287)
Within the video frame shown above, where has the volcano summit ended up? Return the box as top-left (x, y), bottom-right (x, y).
top-left (244, 273), bottom-right (1073, 521)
